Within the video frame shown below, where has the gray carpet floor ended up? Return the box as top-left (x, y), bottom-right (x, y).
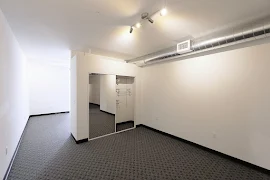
top-left (89, 104), bottom-right (115, 139)
top-left (8, 113), bottom-right (270, 180)
top-left (116, 121), bottom-right (134, 132)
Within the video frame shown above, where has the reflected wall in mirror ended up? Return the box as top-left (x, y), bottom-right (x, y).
top-left (116, 76), bottom-right (135, 132)
top-left (89, 74), bottom-right (116, 139)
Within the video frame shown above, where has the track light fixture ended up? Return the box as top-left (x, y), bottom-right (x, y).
top-left (160, 8), bottom-right (167, 16)
top-left (130, 26), bottom-right (133, 33)
top-left (141, 13), bottom-right (152, 24)
top-left (135, 23), bottom-right (141, 28)
top-left (147, 17), bottom-right (154, 24)
top-left (129, 8), bottom-right (167, 33)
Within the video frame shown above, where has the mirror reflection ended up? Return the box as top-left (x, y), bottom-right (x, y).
top-left (116, 76), bottom-right (135, 132)
top-left (89, 74), bottom-right (116, 139)
top-left (88, 73), bottom-right (135, 140)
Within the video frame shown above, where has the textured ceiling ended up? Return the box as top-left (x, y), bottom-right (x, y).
top-left (1, 0), bottom-right (270, 61)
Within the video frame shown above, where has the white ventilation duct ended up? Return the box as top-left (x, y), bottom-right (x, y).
top-left (126, 22), bottom-right (270, 67)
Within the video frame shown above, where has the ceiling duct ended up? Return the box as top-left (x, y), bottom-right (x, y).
top-left (126, 22), bottom-right (270, 67)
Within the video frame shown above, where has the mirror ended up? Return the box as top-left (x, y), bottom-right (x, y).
top-left (89, 74), bottom-right (116, 139)
top-left (116, 76), bottom-right (135, 132)
top-left (88, 73), bottom-right (135, 140)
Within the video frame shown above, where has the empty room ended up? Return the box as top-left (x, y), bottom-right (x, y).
top-left (1, 0), bottom-right (270, 179)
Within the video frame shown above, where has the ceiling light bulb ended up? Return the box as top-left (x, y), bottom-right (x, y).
top-left (160, 8), bottom-right (167, 16)
top-left (136, 23), bottom-right (141, 28)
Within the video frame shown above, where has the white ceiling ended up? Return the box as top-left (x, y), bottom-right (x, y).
top-left (1, 0), bottom-right (270, 61)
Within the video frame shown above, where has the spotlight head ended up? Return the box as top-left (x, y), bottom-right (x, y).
top-left (141, 12), bottom-right (149, 20)
top-left (135, 23), bottom-right (141, 28)
top-left (141, 12), bottom-right (154, 24)
top-left (130, 26), bottom-right (133, 33)
top-left (160, 8), bottom-right (167, 16)
top-left (148, 18), bottom-right (154, 24)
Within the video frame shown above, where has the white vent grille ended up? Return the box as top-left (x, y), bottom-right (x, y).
top-left (177, 40), bottom-right (192, 54)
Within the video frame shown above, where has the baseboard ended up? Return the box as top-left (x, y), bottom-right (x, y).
top-left (71, 133), bottom-right (88, 144)
top-left (116, 120), bottom-right (134, 126)
top-left (89, 103), bottom-right (100, 106)
top-left (89, 103), bottom-right (114, 116)
top-left (136, 124), bottom-right (270, 175)
top-left (3, 116), bottom-right (30, 180)
top-left (30, 111), bottom-right (69, 117)
top-left (100, 110), bottom-right (115, 116)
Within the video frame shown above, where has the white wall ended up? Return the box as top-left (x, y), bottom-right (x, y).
top-left (89, 75), bottom-right (100, 105)
top-left (70, 56), bottom-right (77, 140)
top-left (71, 52), bottom-right (141, 140)
top-left (28, 59), bottom-right (70, 115)
top-left (140, 42), bottom-right (270, 170)
top-left (100, 75), bottom-right (116, 114)
top-left (0, 9), bottom-right (29, 179)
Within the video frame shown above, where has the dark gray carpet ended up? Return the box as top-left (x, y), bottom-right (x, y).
top-left (116, 121), bottom-right (134, 132)
top-left (89, 104), bottom-right (115, 139)
top-left (8, 113), bottom-right (270, 180)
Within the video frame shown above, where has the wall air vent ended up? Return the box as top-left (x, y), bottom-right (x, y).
top-left (177, 40), bottom-right (192, 54)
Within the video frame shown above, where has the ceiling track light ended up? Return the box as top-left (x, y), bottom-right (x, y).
top-left (147, 17), bottom-right (154, 24)
top-left (130, 26), bottom-right (133, 33)
top-left (160, 8), bottom-right (167, 16)
top-left (141, 12), bottom-right (153, 24)
top-left (135, 22), bottom-right (141, 28)
top-left (129, 8), bottom-right (167, 33)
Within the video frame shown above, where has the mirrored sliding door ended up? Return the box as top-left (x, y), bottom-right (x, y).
top-left (89, 74), bottom-right (116, 139)
top-left (116, 76), bottom-right (135, 132)
top-left (88, 74), bottom-right (135, 140)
